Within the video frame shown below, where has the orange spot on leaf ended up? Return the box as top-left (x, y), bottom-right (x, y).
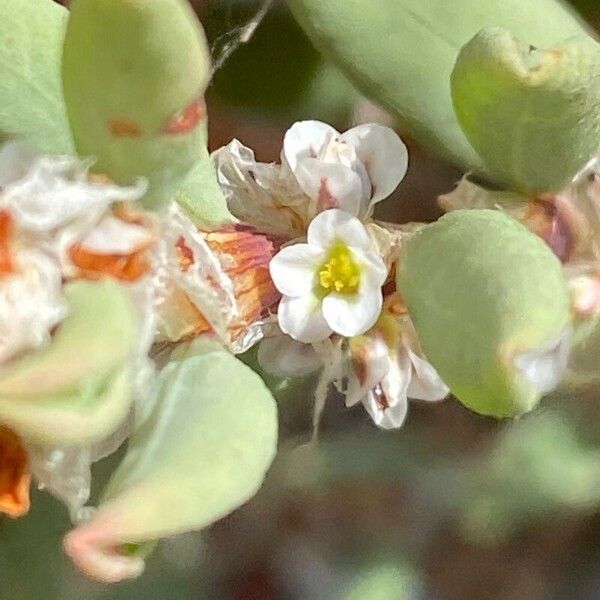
top-left (108, 119), bottom-right (142, 138)
top-left (163, 99), bottom-right (205, 135)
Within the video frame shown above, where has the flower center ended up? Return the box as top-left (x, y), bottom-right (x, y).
top-left (318, 243), bottom-right (360, 295)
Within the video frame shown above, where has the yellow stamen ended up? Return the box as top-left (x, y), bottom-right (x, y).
top-left (318, 243), bottom-right (361, 295)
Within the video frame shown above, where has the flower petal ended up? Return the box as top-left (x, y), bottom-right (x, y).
top-left (294, 158), bottom-right (363, 216)
top-left (258, 335), bottom-right (322, 377)
top-left (363, 352), bottom-right (411, 429)
top-left (282, 120), bottom-right (338, 173)
top-left (307, 208), bottom-right (372, 251)
top-left (346, 334), bottom-right (390, 407)
top-left (269, 243), bottom-right (321, 297)
top-left (406, 348), bottom-right (449, 401)
top-left (322, 286), bottom-right (383, 337)
top-left (352, 246), bottom-right (389, 288)
top-left (278, 294), bottom-right (332, 343)
top-left (514, 327), bottom-right (571, 395)
top-left (340, 124), bottom-right (408, 206)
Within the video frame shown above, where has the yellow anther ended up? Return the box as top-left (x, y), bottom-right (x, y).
top-left (318, 243), bottom-right (361, 295)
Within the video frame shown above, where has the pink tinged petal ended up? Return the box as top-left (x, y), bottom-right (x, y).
top-left (282, 121), bottom-right (339, 173)
top-left (277, 293), bottom-right (332, 343)
top-left (346, 334), bottom-right (390, 407)
top-left (406, 348), bottom-right (449, 401)
top-left (294, 158), bottom-right (363, 216)
top-left (257, 335), bottom-right (322, 377)
top-left (269, 244), bottom-right (321, 297)
top-left (317, 138), bottom-right (372, 207)
top-left (307, 208), bottom-right (372, 251)
top-left (340, 124), bottom-right (408, 205)
top-left (321, 287), bottom-right (383, 337)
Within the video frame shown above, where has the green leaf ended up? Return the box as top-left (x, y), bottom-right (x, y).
top-left (0, 0), bottom-right (73, 153)
top-left (452, 28), bottom-right (600, 194)
top-left (287, 0), bottom-right (590, 170)
top-left (0, 280), bottom-right (138, 445)
top-left (63, 339), bottom-right (278, 582)
top-left (176, 139), bottom-right (234, 229)
top-left (62, 0), bottom-right (212, 210)
top-left (397, 210), bottom-right (570, 418)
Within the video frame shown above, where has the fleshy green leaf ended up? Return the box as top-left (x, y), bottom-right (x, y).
top-left (452, 28), bottom-right (600, 194)
top-left (0, 0), bottom-right (73, 153)
top-left (0, 280), bottom-right (138, 445)
top-left (64, 339), bottom-right (278, 583)
top-left (287, 0), bottom-right (589, 170)
top-left (176, 141), bottom-right (234, 229)
top-left (397, 210), bottom-right (570, 418)
top-left (62, 0), bottom-right (212, 210)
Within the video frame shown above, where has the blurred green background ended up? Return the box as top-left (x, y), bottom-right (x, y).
top-left (2, 1), bottom-right (600, 598)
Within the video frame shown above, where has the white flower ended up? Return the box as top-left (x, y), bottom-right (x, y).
top-left (346, 314), bottom-right (448, 429)
top-left (213, 121), bottom-right (408, 239)
top-left (270, 209), bottom-right (387, 342)
top-left (282, 120), bottom-right (408, 219)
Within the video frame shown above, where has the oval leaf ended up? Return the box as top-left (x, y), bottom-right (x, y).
top-left (0, 0), bottom-right (73, 153)
top-left (452, 28), bottom-right (600, 194)
top-left (64, 339), bottom-right (278, 583)
top-left (287, 0), bottom-right (589, 170)
top-left (62, 0), bottom-right (212, 210)
top-left (397, 210), bottom-right (570, 418)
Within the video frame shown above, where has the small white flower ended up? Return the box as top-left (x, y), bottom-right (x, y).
top-left (346, 315), bottom-right (448, 429)
top-left (270, 209), bottom-right (387, 342)
top-left (213, 121), bottom-right (408, 239)
top-left (283, 120), bottom-right (408, 218)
